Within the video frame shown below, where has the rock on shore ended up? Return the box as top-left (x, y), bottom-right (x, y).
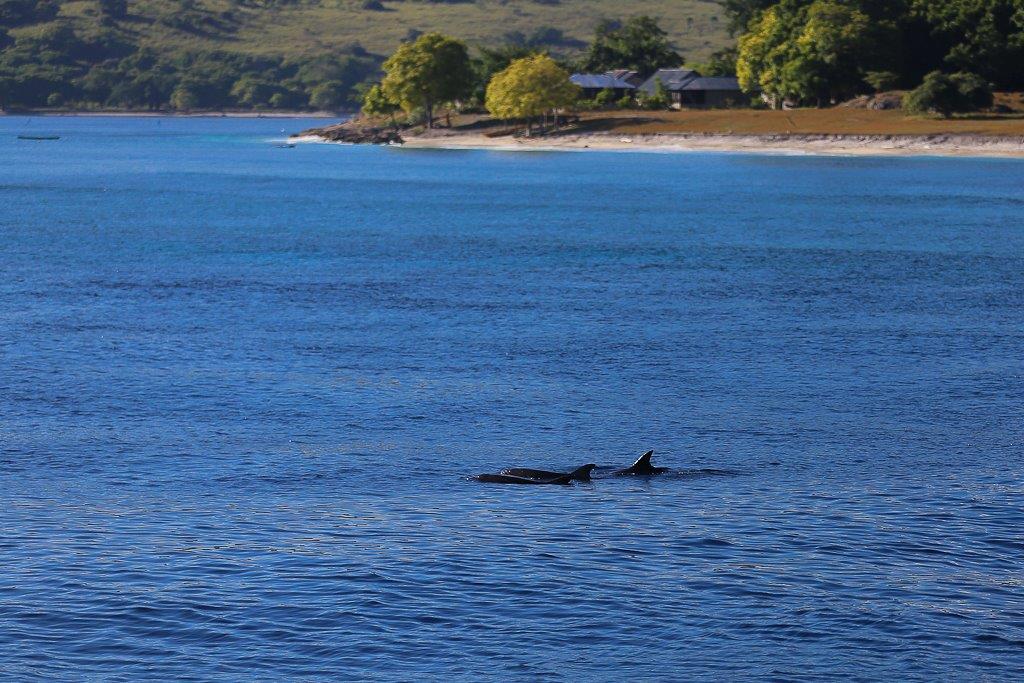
top-left (296, 120), bottom-right (403, 145)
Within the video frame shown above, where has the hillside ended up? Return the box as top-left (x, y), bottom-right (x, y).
top-left (116, 0), bottom-right (730, 62)
top-left (0, 0), bottom-right (732, 111)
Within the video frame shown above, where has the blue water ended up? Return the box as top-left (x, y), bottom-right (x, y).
top-left (2, 116), bottom-right (1023, 681)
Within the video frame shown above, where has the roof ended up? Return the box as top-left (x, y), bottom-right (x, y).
top-left (638, 69), bottom-right (699, 93)
top-left (570, 73), bottom-right (637, 90)
top-left (605, 69), bottom-right (643, 85)
top-left (679, 76), bottom-right (743, 92)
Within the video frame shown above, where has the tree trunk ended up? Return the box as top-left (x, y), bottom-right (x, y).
top-left (425, 100), bottom-right (433, 129)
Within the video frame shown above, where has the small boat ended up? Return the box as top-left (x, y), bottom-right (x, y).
top-left (18, 135), bottom-right (60, 141)
top-left (275, 143), bottom-right (296, 149)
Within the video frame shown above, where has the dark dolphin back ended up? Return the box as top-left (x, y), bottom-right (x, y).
top-left (614, 450), bottom-right (659, 476)
top-left (632, 451), bottom-right (654, 470)
top-left (502, 464), bottom-right (596, 482)
top-left (569, 464), bottom-right (597, 482)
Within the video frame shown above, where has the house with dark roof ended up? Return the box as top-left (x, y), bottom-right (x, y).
top-left (569, 72), bottom-right (638, 101)
top-left (639, 69), bottom-right (747, 108)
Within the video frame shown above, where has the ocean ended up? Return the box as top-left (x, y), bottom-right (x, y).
top-left (2, 116), bottom-right (1023, 680)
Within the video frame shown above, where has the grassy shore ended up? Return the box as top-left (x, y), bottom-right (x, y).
top-left (303, 100), bottom-right (1024, 158)
top-left (573, 107), bottom-right (1024, 137)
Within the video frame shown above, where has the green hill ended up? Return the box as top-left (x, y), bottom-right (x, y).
top-left (0, 0), bottom-right (732, 111)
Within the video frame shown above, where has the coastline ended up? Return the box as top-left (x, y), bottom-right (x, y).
top-left (395, 131), bottom-right (1024, 158)
top-left (298, 107), bottom-right (1024, 159)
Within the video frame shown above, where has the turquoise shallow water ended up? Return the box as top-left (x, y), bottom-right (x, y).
top-left (1, 116), bottom-right (1023, 681)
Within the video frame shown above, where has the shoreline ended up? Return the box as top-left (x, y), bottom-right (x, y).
top-left (394, 131), bottom-right (1024, 159)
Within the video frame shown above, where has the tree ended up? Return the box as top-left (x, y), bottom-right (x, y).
top-left (721, 0), bottom-right (782, 35)
top-left (697, 46), bottom-right (739, 77)
top-left (309, 80), bottom-right (346, 110)
top-left (910, 0), bottom-right (1024, 90)
top-left (795, 1), bottom-right (879, 103)
top-left (736, 0), bottom-right (804, 107)
top-left (170, 83), bottom-right (199, 110)
top-left (230, 76), bottom-right (276, 108)
top-left (864, 70), bottom-right (900, 92)
top-left (472, 43), bottom-right (538, 104)
top-left (485, 54), bottom-right (579, 135)
top-left (737, 0), bottom-right (883, 106)
top-left (381, 32), bottom-right (473, 129)
top-left (361, 83), bottom-right (400, 127)
top-left (950, 71), bottom-right (994, 110)
top-left (902, 70), bottom-right (992, 117)
top-left (581, 16), bottom-right (682, 77)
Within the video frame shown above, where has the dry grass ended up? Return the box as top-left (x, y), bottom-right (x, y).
top-left (568, 107), bottom-right (1024, 137)
top-left (577, 108), bottom-right (1024, 136)
top-left (437, 104), bottom-right (1024, 138)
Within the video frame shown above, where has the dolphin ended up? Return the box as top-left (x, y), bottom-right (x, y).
top-left (475, 465), bottom-right (594, 486)
top-left (501, 464), bottom-right (596, 482)
top-left (613, 450), bottom-right (667, 476)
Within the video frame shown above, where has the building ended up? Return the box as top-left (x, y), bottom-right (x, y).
top-left (569, 73), bottom-right (638, 101)
top-left (638, 69), bottom-right (747, 108)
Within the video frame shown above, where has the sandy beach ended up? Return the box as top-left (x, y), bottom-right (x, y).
top-left (395, 131), bottom-right (1024, 158)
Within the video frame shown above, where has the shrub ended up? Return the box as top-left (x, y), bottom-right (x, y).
top-left (864, 71), bottom-right (899, 93)
top-left (170, 85), bottom-right (199, 110)
top-left (642, 77), bottom-right (671, 110)
top-left (594, 88), bottom-right (615, 106)
top-left (903, 70), bottom-right (992, 117)
top-left (950, 72), bottom-right (993, 110)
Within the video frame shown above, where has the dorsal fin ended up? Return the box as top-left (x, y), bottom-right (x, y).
top-left (632, 450), bottom-right (654, 469)
top-left (570, 464), bottom-right (597, 481)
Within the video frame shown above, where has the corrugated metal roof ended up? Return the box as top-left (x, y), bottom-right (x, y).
top-left (570, 74), bottom-right (637, 90)
top-left (606, 69), bottom-right (642, 84)
top-left (638, 69), bottom-right (699, 93)
top-left (679, 77), bottom-right (743, 91)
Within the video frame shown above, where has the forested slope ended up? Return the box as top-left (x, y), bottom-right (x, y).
top-left (0, 0), bottom-right (730, 110)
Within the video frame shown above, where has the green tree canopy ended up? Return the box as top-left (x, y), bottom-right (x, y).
top-left (727, 0), bottom-right (1024, 92)
top-left (911, 0), bottom-right (1024, 89)
top-left (381, 32), bottom-right (473, 129)
top-left (737, 0), bottom-right (885, 106)
top-left (580, 16), bottom-right (682, 77)
top-left (471, 43), bottom-right (540, 104)
top-left (902, 69), bottom-right (993, 116)
top-left (485, 54), bottom-right (579, 133)
top-left (361, 82), bottom-right (400, 124)
top-left (721, 0), bottom-right (780, 34)
top-left (309, 80), bottom-right (347, 111)
top-left (170, 83), bottom-right (199, 110)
